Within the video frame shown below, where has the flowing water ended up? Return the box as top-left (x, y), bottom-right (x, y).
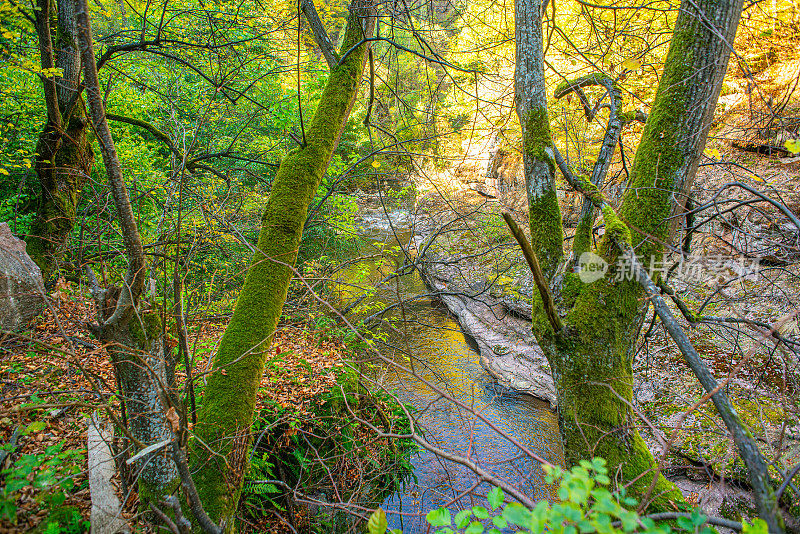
top-left (332, 210), bottom-right (563, 533)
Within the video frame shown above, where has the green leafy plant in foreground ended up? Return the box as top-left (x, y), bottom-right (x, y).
top-left (0, 423), bottom-right (84, 525)
top-left (368, 457), bottom-right (770, 534)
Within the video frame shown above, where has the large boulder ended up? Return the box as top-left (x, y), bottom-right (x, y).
top-left (0, 223), bottom-right (45, 330)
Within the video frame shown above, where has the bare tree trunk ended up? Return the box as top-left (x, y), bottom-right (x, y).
top-left (188, 3), bottom-right (376, 529)
top-left (27, 0), bottom-right (94, 282)
top-left (74, 0), bottom-right (177, 505)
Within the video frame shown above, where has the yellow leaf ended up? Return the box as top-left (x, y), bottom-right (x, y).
top-left (0, 168), bottom-right (8, 175)
top-left (751, 174), bottom-right (764, 182)
top-left (785, 139), bottom-right (800, 155)
top-left (367, 508), bottom-right (388, 534)
top-left (704, 148), bottom-right (720, 160)
top-left (371, 160), bottom-right (381, 168)
top-left (621, 58), bottom-right (641, 71)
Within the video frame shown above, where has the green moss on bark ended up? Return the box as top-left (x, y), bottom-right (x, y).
top-left (534, 272), bottom-right (685, 510)
top-left (28, 109), bottom-right (94, 280)
top-left (522, 107), bottom-right (563, 277)
top-left (188, 9), bottom-right (374, 531)
top-left (618, 15), bottom-right (698, 257)
top-left (600, 205), bottom-right (631, 245)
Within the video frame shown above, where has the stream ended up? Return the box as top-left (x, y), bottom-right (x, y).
top-left (331, 209), bottom-right (563, 533)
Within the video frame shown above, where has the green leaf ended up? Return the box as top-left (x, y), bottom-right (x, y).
top-left (677, 517), bottom-right (694, 531)
top-left (472, 506), bottom-right (489, 519)
top-left (487, 486), bottom-right (504, 510)
top-left (529, 501), bottom-right (550, 534)
top-left (742, 519), bottom-right (768, 534)
top-left (690, 510), bottom-right (707, 527)
top-left (455, 509), bottom-right (472, 528)
top-left (621, 58), bottom-right (642, 71)
top-left (502, 503), bottom-right (531, 526)
top-left (24, 421), bottom-right (46, 434)
top-left (465, 521), bottom-right (485, 534)
top-left (492, 515), bottom-right (508, 529)
top-left (426, 508), bottom-right (452, 527)
top-left (368, 508), bottom-right (388, 534)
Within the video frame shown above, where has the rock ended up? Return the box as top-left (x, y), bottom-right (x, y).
top-left (0, 223), bottom-right (46, 330)
top-left (419, 258), bottom-right (557, 406)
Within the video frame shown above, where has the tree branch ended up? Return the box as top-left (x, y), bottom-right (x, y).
top-left (624, 245), bottom-right (783, 533)
top-left (75, 0), bottom-right (146, 326)
top-left (502, 211), bottom-right (563, 332)
top-left (35, 0), bottom-right (62, 128)
top-left (300, 0), bottom-right (339, 69)
top-left (106, 113), bottom-right (178, 154)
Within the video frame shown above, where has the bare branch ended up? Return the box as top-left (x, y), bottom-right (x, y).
top-left (300, 0), bottom-right (339, 69)
top-left (501, 211), bottom-right (563, 332)
top-left (75, 0), bottom-right (146, 326)
top-left (625, 245), bottom-right (783, 533)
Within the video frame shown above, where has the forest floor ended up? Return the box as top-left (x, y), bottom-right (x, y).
top-left (0, 281), bottom-right (349, 533)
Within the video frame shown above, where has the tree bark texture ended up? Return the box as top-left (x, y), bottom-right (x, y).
top-left (516, 0), bottom-right (747, 512)
top-left (27, 0), bottom-right (94, 281)
top-left (188, 3), bottom-right (376, 529)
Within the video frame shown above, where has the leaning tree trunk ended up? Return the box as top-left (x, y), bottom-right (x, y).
top-left (613, 0), bottom-right (781, 527)
top-left (188, 4), bottom-right (376, 529)
top-left (74, 0), bottom-right (178, 505)
top-left (516, 0), bottom-right (751, 512)
top-left (27, 0), bottom-right (93, 281)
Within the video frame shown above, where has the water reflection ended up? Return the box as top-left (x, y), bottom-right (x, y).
top-left (334, 224), bottom-right (562, 533)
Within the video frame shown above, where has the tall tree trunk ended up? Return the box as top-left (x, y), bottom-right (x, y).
top-left (514, 0), bottom-right (562, 278)
top-left (97, 304), bottom-right (179, 504)
top-left (27, 0), bottom-right (93, 281)
top-left (74, 0), bottom-right (178, 505)
top-left (188, 3), bottom-right (376, 529)
top-left (517, 0), bottom-right (751, 513)
top-left (28, 109), bottom-right (93, 281)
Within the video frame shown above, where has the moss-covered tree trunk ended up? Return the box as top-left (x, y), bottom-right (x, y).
top-left (516, 0), bottom-right (746, 512)
top-left (188, 4), bottom-right (376, 529)
top-left (514, 0), bottom-right (562, 278)
top-left (27, 0), bottom-right (93, 281)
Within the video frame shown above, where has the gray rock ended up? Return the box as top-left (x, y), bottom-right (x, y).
top-left (420, 259), bottom-right (557, 406)
top-left (0, 223), bottom-right (45, 330)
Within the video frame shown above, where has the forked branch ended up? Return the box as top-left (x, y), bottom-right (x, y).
top-left (300, 0), bottom-right (339, 69)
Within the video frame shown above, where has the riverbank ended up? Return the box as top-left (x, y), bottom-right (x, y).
top-left (417, 256), bottom-right (557, 406)
top-left (404, 192), bottom-right (799, 526)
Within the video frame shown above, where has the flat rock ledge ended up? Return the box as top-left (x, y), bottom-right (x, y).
top-left (418, 257), bottom-right (557, 407)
